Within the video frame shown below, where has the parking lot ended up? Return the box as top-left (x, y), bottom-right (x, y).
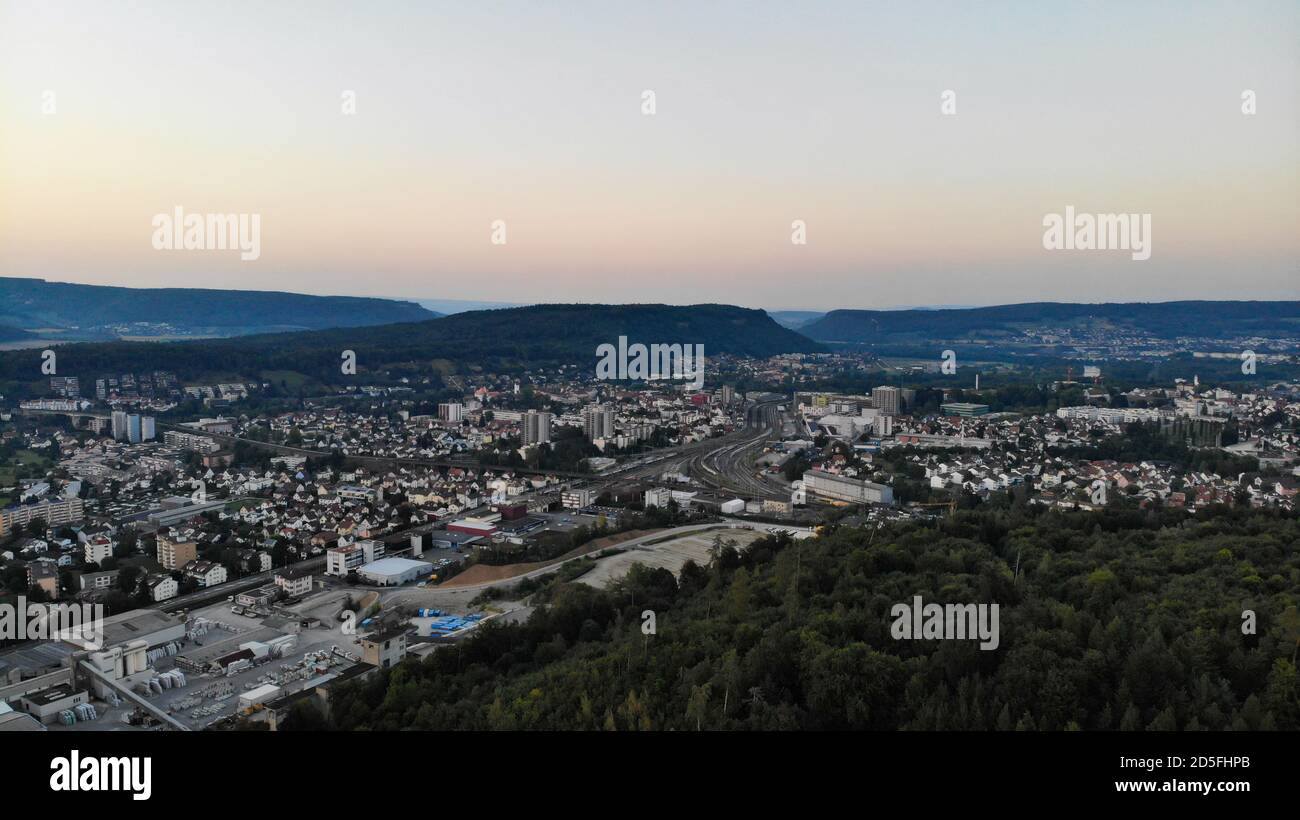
top-left (528, 510), bottom-right (603, 534)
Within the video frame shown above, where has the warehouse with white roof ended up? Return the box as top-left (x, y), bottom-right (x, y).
top-left (357, 557), bottom-right (434, 586)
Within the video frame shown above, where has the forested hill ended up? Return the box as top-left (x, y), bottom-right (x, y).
top-left (0, 303), bottom-right (823, 383)
top-left (315, 505), bottom-right (1300, 731)
top-left (801, 301), bottom-right (1300, 343)
top-left (0, 276), bottom-right (437, 334)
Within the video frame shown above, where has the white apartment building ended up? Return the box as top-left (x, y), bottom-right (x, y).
top-left (274, 568), bottom-right (314, 598)
top-left (523, 410), bottom-right (553, 445)
top-left (84, 536), bottom-right (114, 565)
top-left (1056, 406), bottom-right (1168, 424)
top-left (148, 575), bottom-right (179, 602)
top-left (325, 539), bottom-right (385, 576)
top-left (184, 560), bottom-right (227, 588)
top-left (582, 404), bottom-right (615, 440)
top-left (164, 430), bottom-right (221, 453)
top-left (336, 485), bottom-right (378, 502)
top-left (0, 497), bottom-right (86, 536)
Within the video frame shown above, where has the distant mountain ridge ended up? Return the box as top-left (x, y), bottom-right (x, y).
top-left (0, 302), bottom-right (823, 384)
top-left (0, 326), bottom-right (35, 343)
top-left (0, 276), bottom-right (438, 337)
top-left (412, 297), bottom-right (524, 315)
top-left (766, 310), bottom-right (825, 330)
top-left (801, 301), bottom-right (1300, 343)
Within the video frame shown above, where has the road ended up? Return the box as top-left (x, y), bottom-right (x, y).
top-left (152, 556), bottom-right (327, 612)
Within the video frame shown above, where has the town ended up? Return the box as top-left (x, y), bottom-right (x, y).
top-left (1, 347), bottom-right (1296, 732)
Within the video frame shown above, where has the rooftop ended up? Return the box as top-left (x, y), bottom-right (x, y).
top-left (359, 557), bottom-right (432, 576)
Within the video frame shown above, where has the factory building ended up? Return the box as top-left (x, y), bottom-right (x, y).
top-left (940, 402), bottom-right (990, 417)
top-left (802, 470), bottom-right (895, 505)
top-left (357, 557), bottom-right (434, 587)
top-left (360, 625), bottom-right (409, 670)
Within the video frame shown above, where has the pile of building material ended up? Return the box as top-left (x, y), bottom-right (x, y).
top-left (146, 642), bottom-right (181, 664)
top-left (151, 669), bottom-right (187, 690)
top-left (425, 613), bottom-right (483, 636)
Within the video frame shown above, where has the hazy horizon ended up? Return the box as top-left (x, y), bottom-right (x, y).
top-left (7, 273), bottom-right (1300, 318)
top-left (3, 1), bottom-right (1297, 306)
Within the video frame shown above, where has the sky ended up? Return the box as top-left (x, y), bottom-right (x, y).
top-left (1, 1), bottom-right (1297, 311)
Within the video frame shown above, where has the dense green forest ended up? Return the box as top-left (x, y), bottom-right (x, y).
top-left (312, 504), bottom-right (1300, 731)
top-left (0, 303), bottom-right (823, 388)
top-left (0, 275), bottom-right (435, 332)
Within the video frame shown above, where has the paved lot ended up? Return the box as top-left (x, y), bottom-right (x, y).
top-left (579, 529), bottom-right (765, 588)
top-left (529, 511), bottom-right (602, 534)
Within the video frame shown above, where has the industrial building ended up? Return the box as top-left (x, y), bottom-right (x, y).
top-left (235, 584), bottom-right (280, 608)
top-left (940, 402), bottom-right (990, 417)
top-left (16, 684), bottom-right (89, 724)
top-left (445, 518), bottom-right (497, 537)
top-left (360, 625), bottom-right (408, 669)
top-left (562, 488), bottom-right (595, 510)
top-left (894, 433), bottom-right (993, 450)
top-left (357, 557), bottom-right (434, 586)
top-left (239, 684), bottom-right (282, 711)
top-left (0, 702), bottom-right (46, 731)
top-left (80, 609), bottom-right (187, 653)
top-left (802, 470), bottom-right (895, 505)
top-left (426, 530), bottom-right (484, 551)
top-left (146, 498), bottom-right (227, 528)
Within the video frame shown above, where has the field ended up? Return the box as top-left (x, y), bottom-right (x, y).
top-left (259, 370), bottom-right (321, 392)
top-left (0, 448), bottom-right (53, 505)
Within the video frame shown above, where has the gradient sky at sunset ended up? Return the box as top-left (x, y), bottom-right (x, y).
top-left (2, 1), bottom-right (1296, 310)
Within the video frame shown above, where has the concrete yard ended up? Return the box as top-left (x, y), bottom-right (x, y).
top-left (44, 585), bottom-right (493, 732)
top-left (578, 528), bottom-right (765, 588)
top-left (142, 602), bottom-right (359, 730)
